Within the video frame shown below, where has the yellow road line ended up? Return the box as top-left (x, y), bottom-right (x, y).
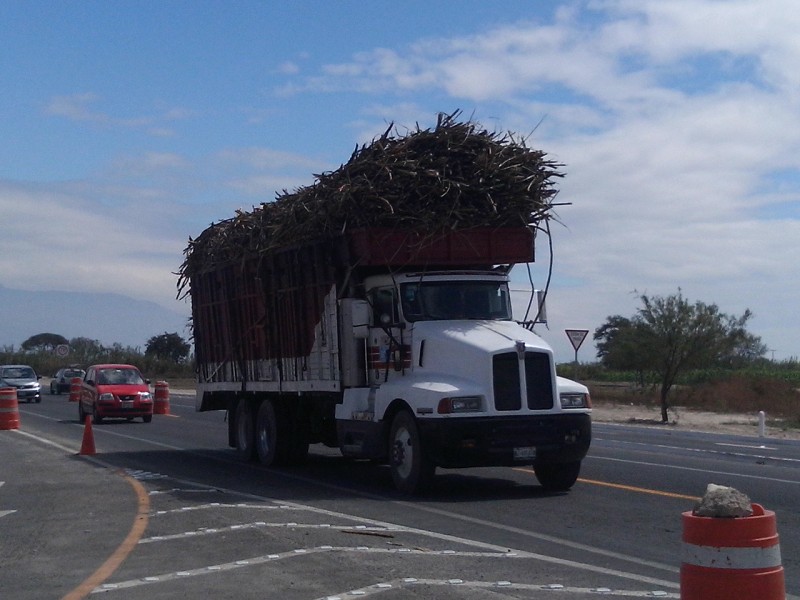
top-left (62, 471), bottom-right (150, 600)
top-left (578, 477), bottom-right (700, 501)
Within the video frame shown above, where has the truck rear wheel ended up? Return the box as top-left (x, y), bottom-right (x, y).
top-left (389, 411), bottom-right (434, 495)
top-left (235, 399), bottom-right (256, 461)
top-left (255, 400), bottom-right (279, 466)
top-left (533, 460), bottom-right (581, 492)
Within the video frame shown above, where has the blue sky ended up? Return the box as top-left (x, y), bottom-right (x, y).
top-left (2, 0), bottom-right (799, 362)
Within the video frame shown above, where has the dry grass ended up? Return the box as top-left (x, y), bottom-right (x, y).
top-left (588, 377), bottom-right (800, 430)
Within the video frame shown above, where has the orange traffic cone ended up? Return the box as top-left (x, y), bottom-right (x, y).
top-left (79, 415), bottom-right (96, 456)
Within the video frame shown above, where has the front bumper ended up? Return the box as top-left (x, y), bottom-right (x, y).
top-left (417, 413), bottom-right (591, 469)
top-left (96, 400), bottom-right (153, 418)
top-left (15, 387), bottom-right (41, 402)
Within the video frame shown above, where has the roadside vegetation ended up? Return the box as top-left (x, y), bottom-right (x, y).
top-left (558, 361), bottom-right (800, 429)
top-left (0, 332), bottom-right (195, 384)
top-left (557, 288), bottom-right (798, 429)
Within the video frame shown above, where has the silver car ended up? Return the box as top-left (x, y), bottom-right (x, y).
top-left (0, 364), bottom-right (42, 403)
top-left (50, 367), bottom-right (86, 394)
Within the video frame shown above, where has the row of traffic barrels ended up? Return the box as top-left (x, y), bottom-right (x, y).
top-left (0, 379), bottom-right (172, 430)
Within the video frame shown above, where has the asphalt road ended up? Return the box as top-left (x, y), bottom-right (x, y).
top-left (2, 391), bottom-right (798, 599)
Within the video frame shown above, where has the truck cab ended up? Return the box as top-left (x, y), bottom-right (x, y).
top-left (336, 270), bottom-right (591, 493)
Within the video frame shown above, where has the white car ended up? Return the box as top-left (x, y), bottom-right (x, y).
top-left (0, 364), bottom-right (42, 403)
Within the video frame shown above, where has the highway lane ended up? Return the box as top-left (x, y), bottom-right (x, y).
top-left (6, 394), bottom-right (799, 598)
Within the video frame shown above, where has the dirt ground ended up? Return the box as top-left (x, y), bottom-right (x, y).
top-left (591, 401), bottom-right (800, 441)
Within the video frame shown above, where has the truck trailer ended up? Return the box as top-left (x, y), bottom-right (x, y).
top-left (187, 225), bottom-right (591, 494)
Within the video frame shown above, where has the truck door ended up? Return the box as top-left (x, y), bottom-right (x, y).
top-left (367, 286), bottom-right (410, 384)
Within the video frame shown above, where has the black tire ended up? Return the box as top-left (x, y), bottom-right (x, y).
top-left (389, 411), bottom-right (435, 495)
top-left (50, 384), bottom-right (56, 395)
top-left (533, 460), bottom-right (582, 492)
top-left (255, 400), bottom-right (279, 466)
top-left (78, 401), bottom-right (86, 423)
top-left (92, 405), bottom-right (103, 425)
top-left (234, 399), bottom-right (256, 461)
top-left (142, 414), bottom-right (152, 423)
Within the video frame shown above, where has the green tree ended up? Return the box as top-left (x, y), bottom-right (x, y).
top-left (595, 290), bottom-right (766, 422)
top-left (145, 332), bottom-right (190, 364)
top-left (68, 337), bottom-right (108, 365)
top-left (594, 316), bottom-right (654, 386)
top-left (21, 333), bottom-right (68, 352)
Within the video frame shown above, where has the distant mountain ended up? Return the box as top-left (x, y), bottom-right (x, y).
top-left (0, 285), bottom-right (191, 350)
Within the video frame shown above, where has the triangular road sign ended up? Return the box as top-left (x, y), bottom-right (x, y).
top-left (565, 329), bottom-right (589, 352)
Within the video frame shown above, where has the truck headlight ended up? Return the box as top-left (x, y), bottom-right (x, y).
top-left (437, 396), bottom-right (483, 414)
top-left (560, 392), bottom-right (591, 409)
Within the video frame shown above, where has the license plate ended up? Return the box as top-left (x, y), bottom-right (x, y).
top-left (121, 401), bottom-right (133, 408)
top-left (513, 446), bottom-right (536, 460)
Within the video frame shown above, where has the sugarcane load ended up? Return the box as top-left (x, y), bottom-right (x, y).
top-left (178, 110), bottom-right (591, 494)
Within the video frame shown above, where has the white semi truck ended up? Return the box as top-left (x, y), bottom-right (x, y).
top-left (186, 226), bottom-right (591, 494)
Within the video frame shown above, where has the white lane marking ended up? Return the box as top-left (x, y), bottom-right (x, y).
top-left (0, 481), bottom-right (15, 517)
top-left (139, 522), bottom-right (399, 544)
top-left (14, 415), bottom-right (683, 590)
top-left (92, 545), bottom-right (679, 594)
top-left (590, 455), bottom-right (800, 485)
top-left (104, 444), bottom-right (683, 577)
top-left (715, 442), bottom-right (776, 450)
top-left (594, 436), bottom-right (800, 465)
top-left (97, 471), bottom-right (682, 593)
top-left (316, 578), bottom-right (680, 599)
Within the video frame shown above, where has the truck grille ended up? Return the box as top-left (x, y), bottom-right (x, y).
top-left (492, 351), bottom-right (554, 411)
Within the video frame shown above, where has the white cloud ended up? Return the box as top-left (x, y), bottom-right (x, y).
top-left (8, 1), bottom-right (800, 360)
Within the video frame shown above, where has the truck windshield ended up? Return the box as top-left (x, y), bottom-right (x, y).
top-left (400, 281), bottom-right (512, 322)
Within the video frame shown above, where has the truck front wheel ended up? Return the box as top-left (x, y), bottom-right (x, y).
top-left (255, 400), bottom-right (279, 466)
top-left (389, 411), bottom-right (435, 495)
top-left (235, 400), bottom-right (256, 461)
top-left (533, 460), bottom-right (581, 492)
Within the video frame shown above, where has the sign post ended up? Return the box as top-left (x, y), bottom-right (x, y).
top-left (564, 329), bottom-right (589, 376)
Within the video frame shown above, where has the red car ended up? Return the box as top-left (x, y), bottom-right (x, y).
top-left (79, 364), bottom-right (153, 424)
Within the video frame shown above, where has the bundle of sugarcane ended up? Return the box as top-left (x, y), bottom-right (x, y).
top-left (178, 110), bottom-right (563, 292)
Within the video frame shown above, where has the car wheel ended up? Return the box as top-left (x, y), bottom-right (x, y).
top-left (78, 401), bottom-right (86, 423)
top-left (92, 405), bottom-right (103, 425)
top-left (389, 411), bottom-right (435, 495)
top-left (533, 460), bottom-right (582, 492)
top-left (142, 414), bottom-right (152, 423)
top-left (50, 383), bottom-right (56, 395)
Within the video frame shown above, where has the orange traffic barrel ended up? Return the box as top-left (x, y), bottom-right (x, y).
top-left (681, 503), bottom-right (784, 599)
top-left (0, 387), bottom-right (21, 430)
top-left (153, 381), bottom-right (170, 414)
top-left (68, 377), bottom-right (82, 402)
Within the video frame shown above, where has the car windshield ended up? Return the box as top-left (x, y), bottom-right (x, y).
top-left (64, 369), bottom-right (84, 378)
top-left (97, 368), bottom-right (145, 385)
top-left (1, 367), bottom-right (36, 379)
top-left (400, 281), bottom-right (512, 322)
